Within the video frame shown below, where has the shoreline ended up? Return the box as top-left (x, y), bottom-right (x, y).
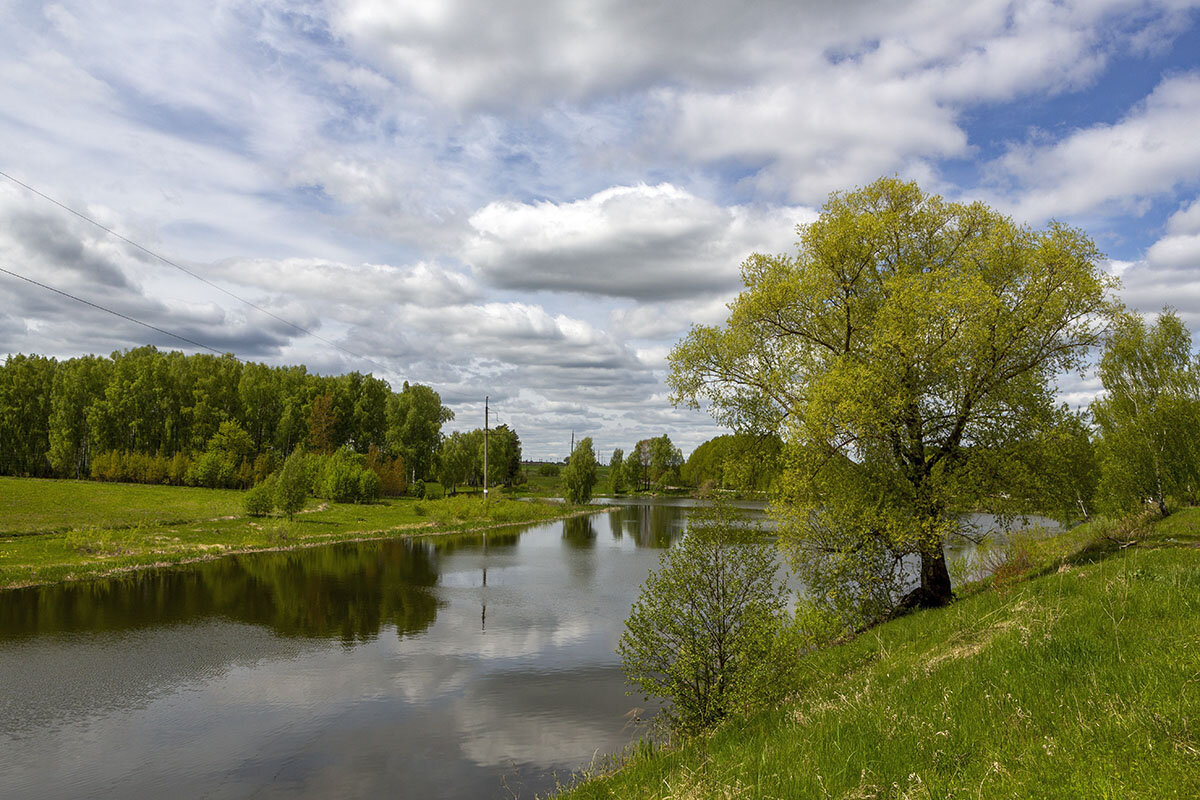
top-left (1, 504), bottom-right (619, 592)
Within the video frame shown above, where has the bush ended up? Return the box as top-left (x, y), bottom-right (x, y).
top-left (411, 479), bottom-right (425, 499)
top-left (618, 502), bottom-right (799, 733)
top-left (537, 463), bottom-right (560, 477)
top-left (244, 476), bottom-right (277, 517)
top-left (319, 457), bottom-right (362, 503)
top-left (358, 469), bottom-right (382, 503)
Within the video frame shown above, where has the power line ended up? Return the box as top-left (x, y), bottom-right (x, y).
top-left (0, 264), bottom-right (234, 358)
top-left (0, 169), bottom-right (379, 367)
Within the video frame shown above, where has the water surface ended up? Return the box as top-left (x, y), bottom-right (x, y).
top-left (0, 502), bottom-right (1054, 799)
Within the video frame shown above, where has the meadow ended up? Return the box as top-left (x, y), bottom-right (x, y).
top-left (0, 476), bottom-right (584, 589)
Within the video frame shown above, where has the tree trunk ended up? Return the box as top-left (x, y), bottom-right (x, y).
top-left (917, 547), bottom-right (954, 608)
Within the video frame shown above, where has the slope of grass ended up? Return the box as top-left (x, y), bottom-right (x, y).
top-left (559, 510), bottom-right (1200, 799)
top-left (0, 477), bottom-right (585, 589)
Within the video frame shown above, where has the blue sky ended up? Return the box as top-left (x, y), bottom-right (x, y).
top-left (2, 0), bottom-right (1200, 458)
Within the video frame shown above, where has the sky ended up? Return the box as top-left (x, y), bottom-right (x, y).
top-left (2, 0), bottom-right (1200, 460)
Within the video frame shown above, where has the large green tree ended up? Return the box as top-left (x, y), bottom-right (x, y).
top-left (669, 177), bottom-right (1117, 615)
top-left (387, 382), bottom-right (453, 483)
top-left (1092, 310), bottom-right (1200, 516)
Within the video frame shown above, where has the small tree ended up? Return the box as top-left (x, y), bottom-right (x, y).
top-left (619, 502), bottom-right (798, 733)
top-left (276, 449), bottom-right (308, 520)
top-left (609, 448), bottom-right (626, 494)
top-left (244, 475), bottom-right (277, 517)
top-left (562, 436), bottom-right (598, 504)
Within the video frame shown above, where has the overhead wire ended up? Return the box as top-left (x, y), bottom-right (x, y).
top-left (0, 264), bottom-right (234, 358)
top-left (0, 169), bottom-right (391, 372)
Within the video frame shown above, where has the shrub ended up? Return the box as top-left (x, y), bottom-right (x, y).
top-left (358, 469), bottom-right (382, 503)
top-left (319, 457), bottom-right (361, 503)
top-left (618, 502), bottom-right (800, 733)
top-left (244, 476), bottom-right (277, 517)
top-left (411, 479), bottom-right (425, 499)
top-left (537, 463), bottom-right (560, 477)
top-left (167, 452), bottom-right (191, 485)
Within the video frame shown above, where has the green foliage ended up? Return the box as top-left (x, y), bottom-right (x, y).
top-left (618, 502), bottom-right (799, 733)
top-left (358, 469), bottom-right (382, 503)
top-left (537, 463), bottom-right (560, 477)
top-left (0, 354), bottom-right (56, 477)
top-left (1092, 310), bottom-right (1200, 516)
top-left (608, 448), bottom-right (625, 494)
top-left (482, 424), bottom-right (523, 488)
top-left (622, 435), bottom-right (681, 491)
top-left (0, 347), bottom-right (445, 490)
top-left (244, 476), bottom-right (277, 517)
top-left (89, 450), bottom-right (185, 485)
top-left (312, 447), bottom-right (382, 503)
top-left (669, 177), bottom-right (1119, 617)
top-left (387, 382), bottom-right (454, 482)
top-left (562, 437), bottom-right (598, 504)
top-left (187, 420), bottom-right (256, 489)
top-left (276, 450), bottom-right (309, 520)
top-left (680, 434), bottom-right (782, 492)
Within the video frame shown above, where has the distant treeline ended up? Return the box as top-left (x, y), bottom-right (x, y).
top-left (598, 433), bottom-right (779, 494)
top-left (0, 347), bottom-right (453, 488)
top-left (680, 433), bottom-right (783, 493)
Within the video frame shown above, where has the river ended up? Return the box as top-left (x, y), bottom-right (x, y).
top-left (0, 501), bottom-right (1054, 799)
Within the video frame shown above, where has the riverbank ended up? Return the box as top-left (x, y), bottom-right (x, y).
top-left (0, 476), bottom-right (601, 589)
top-left (558, 509), bottom-right (1200, 799)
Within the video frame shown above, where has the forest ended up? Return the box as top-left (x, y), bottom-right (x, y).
top-left (0, 345), bottom-right (453, 490)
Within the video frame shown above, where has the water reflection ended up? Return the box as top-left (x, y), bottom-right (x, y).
top-left (0, 538), bottom-right (443, 644)
top-left (0, 508), bottom-right (698, 800)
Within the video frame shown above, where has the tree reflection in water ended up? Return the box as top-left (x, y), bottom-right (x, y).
top-left (1, 539), bottom-right (445, 644)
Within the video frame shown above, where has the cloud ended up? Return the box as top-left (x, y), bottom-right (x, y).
top-left (997, 73), bottom-right (1200, 221)
top-left (214, 257), bottom-right (480, 309)
top-left (463, 184), bottom-right (811, 299)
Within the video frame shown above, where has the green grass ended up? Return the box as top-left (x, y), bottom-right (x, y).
top-left (0, 476), bottom-right (585, 589)
top-left (558, 510), bottom-right (1200, 799)
top-left (0, 476), bottom-right (247, 535)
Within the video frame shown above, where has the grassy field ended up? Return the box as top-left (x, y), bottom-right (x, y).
top-left (558, 510), bottom-right (1200, 799)
top-left (0, 476), bottom-right (586, 589)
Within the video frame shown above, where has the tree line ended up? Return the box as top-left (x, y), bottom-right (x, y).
top-left (0, 346), bottom-right (453, 489)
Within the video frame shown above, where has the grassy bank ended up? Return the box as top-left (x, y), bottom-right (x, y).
top-left (0, 476), bottom-right (588, 589)
top-left (558, 510), bottom-right (1200, 799)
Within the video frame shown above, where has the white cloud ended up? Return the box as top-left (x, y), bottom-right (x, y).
top-left (464, 184), bottom-right (812, 299)
top-left (998, 73), bottom-right (1200, 221)
top-left (215, 258), bottom-right (479, 309)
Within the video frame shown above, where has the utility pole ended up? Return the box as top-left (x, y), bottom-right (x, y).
top-left (570, 429), bottom-right (574, 458)
top-left (483, 396), bottom-right (489, 500)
